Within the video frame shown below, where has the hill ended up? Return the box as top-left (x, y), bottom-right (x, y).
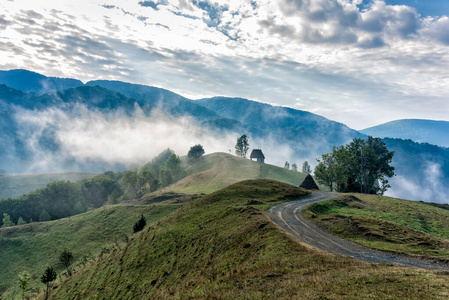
top-left (0, 69), bottom-right (83, 94)
top-left (155, 152), bottom-right (314, 195)
top-left (46, 180), bottom-right (449, 299)
top-left (303, 193), bottom-right (449, 259)
top-left (197, 97), bottom-right (363, 158)
top-left (361, 119), bottom-right (449, 148)
top-left (0, 172), bottom-right (99, 200)
top-left (0, 203), bottom-right (180, 299)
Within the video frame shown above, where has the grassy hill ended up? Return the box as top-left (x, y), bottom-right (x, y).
top-left (44, 180), bottom-right (449, 299)
top-left (156, 152), bottom-right (315, 195)
top-left (0, 203), bottom-right (180, 299)
top-left (303, 194), bottom-right (449, 259)
top-left (0, 172), bottom-right (99, 200)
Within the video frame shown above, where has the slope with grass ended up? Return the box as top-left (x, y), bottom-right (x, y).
top-left (157, 152), bottom-right (314, 195)
top-left (0, 203), bottom-right (180, 299)
top-left (302, 194), bottom-right (449, 260)
top-left (47, 180), bottom-right (449, 299)
top-left (0, 172), bottom-right (99, 200)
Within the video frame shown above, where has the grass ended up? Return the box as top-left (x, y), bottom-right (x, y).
top-left (0, 172), bottom-right (99, 200)
top-left (0, 203), bottom-right (180, 299)
top-left (44, 180), bottom-right (449, 299)
top-left (302, 194), bottom-right (449, 259)
top-left (159, 152), bottom-right (316, 194)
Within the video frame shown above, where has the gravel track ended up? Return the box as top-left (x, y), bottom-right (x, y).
top-left (268, 191), bottom-right (449, 271)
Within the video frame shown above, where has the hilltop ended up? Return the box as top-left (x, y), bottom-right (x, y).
top-left (155, 152), bottom-right (312, 195)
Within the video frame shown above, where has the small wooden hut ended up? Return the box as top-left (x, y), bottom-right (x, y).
top-left (299, 174), bottom-right (319, 190)
top-left (250, 149), bottom-right (265, 163)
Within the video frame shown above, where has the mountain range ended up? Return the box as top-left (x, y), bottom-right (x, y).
top-left (361, 119), bottom-right (449, 148)
top-left (0, 69), bottom-right (448, 203)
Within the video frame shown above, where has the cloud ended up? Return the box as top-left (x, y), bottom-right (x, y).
top-left (387, 161), bottom-right (449, 203)
top-left (12, 104), bottom-right (239, 172)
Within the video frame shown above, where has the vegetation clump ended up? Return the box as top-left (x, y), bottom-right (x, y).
top-left (133, 214), bottom-right (147, 233)
top-left (315, 136), bottom-right (395, 194)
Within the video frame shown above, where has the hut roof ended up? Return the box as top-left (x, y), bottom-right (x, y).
top-left (299, 174), bottom-right (319, 190)
top-left (250, 149), bottom-right (265, 159)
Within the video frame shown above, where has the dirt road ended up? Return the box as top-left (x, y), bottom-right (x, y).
top-left (269, 191), bottom-right (449, 270)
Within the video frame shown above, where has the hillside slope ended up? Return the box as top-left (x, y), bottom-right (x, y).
top-left (0, 203), bottom-right (179, 299)
top-left (48, 180), bottom-right (449, 299)
top-left (156, 152), bottom-right (312, 194)
top-left (361, 119), bottom-right (449, 148)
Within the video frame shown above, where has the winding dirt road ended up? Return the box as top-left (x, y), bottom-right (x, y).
top-left (269, 191), bottom-right (449, 270)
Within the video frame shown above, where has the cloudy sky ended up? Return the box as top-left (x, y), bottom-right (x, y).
top-left (1, 0), bottom-right (449, 129)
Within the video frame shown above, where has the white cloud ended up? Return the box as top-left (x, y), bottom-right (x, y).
top-left (1, 0), bottom-right (449, 129)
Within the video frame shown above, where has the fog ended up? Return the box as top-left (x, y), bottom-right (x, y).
top-left (13, 104), bottom-right (313, 173)
top-left (386, 161), bottom-right (449, 203)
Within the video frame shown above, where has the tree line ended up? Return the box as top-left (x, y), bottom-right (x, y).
top-left (0, 145), bottom-right (205, 227)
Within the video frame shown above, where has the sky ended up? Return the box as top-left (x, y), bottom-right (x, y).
top-left (1, 0), bottom-right (449, 129)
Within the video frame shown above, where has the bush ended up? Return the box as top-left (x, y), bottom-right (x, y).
top-left (133, 215), bottom-right (147, 233)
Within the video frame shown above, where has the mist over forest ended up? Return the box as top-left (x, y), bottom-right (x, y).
top-left (1, 70), bottom-right (448, 203)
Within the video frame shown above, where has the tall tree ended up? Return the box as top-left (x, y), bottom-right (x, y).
top-left (302, 161), bottom-right (312, 174)
top-left (41, 266), bottom-right (57, 300)
top-left (188, 144), bottom-right (205, 162)
top-left (284, 161), bottom-right (290, 170)
top-left (235, 134), bottom-right (249, 158)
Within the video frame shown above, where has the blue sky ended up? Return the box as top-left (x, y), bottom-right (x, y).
top-left (1, 0), bottom-right (449, 129)
top-left (383, 0), bottom-right (449, 16)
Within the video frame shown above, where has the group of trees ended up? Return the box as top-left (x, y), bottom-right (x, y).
top-left (314, 137), bottom-right (395, 195)
top-left (284, 161), bottom-right (311, 174)
top-left (0, 146), bottom-right (206, 227)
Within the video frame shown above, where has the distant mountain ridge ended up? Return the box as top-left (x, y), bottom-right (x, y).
top-left (0, 69), bottom-right (83, 94)
top-left (1, 69), bottom-right (449, 203)
top-left (361, 119), bottom-right (449, 148)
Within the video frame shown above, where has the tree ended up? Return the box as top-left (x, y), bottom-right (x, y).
top-left (41, 266), bottom-right (57, 300)
top-left (188, 144), bottom-right (205, 162)
top-left (38, 209), bottom-right (51, 222)
top-left (2, 212), bottom-right (14, 227)
top-left (59, 250), bottom-right (74, 276)
top-left (314, 137), bottom-right (395, 194)
top-left (17, 216), bottom-right (26, 225)
top-left (315, 153), bottom-right (337, 192)
top-left (284, 161), bottom-right (290, 170)
top-left (17, 271), bottom-right (30, 300)
top-left (159, 168), bottom-right (173, 188)
top-left (133, 215), bottom-right (147, 233)
top-left (291, 163), bottom-right (298, 172)
top-left (302, 161), bottom-right (312, 174)
top-left (235, 134), bottom-right (249, 158)
top-left (165, 154), bottom-right (183, 180)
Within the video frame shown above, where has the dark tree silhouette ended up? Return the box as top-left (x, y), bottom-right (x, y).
top-left (188, 144), bottom-right (205, 162)
top-left (41, 266), bottom-right (57, 300)
top-left (133, 214), bottom-right (147, 233)
top-left (59, 249), bottom-right (74, 276)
